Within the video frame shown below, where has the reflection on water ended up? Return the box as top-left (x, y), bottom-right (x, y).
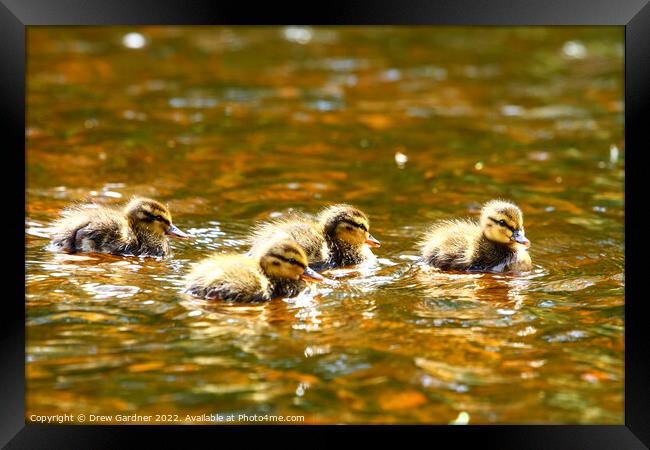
top-left (26, 26), bottom-right (623, 424)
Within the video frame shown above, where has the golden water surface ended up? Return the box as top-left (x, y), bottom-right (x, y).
top-left (26, 26), bottom-right (624, 424)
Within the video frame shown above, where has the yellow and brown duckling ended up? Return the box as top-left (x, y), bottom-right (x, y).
top-left (49, 197), bottom-right (189, 257)
top-left (247, 204), bottom-right (380, 270)
top-left (418, 199), bottom-right (531, 273)
top-left (185, 238), bottom-right (324, 302)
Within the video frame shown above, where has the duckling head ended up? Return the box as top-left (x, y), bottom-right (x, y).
top-left (124, 197), bottom-right (189, 240)
top-left (480, 200), bottom-right (530, 248)
top-left (259, 239), bottom-right (324, 282)
top-left (318, 204), bottom-right (381, 248)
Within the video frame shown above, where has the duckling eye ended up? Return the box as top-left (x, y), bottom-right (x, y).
top-left (498, 220), bottom-right (506, 227)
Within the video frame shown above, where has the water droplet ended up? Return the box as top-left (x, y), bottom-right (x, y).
top-left (538, 300), bottom-right (555, 308)
top-left (283, 27), bottom-right (313, 44)
top-left (450, 411), bottom-right (470, 425)
top-left (528, 151), bottom-right (549, 161)
top-left (518, 326), bottom-right (538, 337)
top-left (296, 384), bottom-right (306, 396)
top-left (394, 152), bottom-right (408, 168)
top-left (501, 105), bottom-right (524, 116)
top-left (122, 32), bottom-right (147, 49)
top-left (562, 40), bottom-right (586, 59)
top-left (381, 68), bottom-right (402, 81)
top-left (609, 144), bottom-right (619, 163)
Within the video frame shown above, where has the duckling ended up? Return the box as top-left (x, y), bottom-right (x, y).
top-left (185, 238), bottom-right (324, 302)
top-left (49, 197), bottom-right (188, 257)
top-left (418, 199), bottom-right (531, 273)
top-left (247, 204), bottom-right (381, 270)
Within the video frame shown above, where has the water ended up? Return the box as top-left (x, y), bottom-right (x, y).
top-left (26, 26), bottom-right (624, 424)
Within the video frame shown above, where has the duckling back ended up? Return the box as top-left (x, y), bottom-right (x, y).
top-left (185, 254), bottom-right (272, 302)
top-left (50, 205), bottom-right (133, 255)
top-left (419, 219), bottom-right (482, 270)
top-left (247, 214), bottom-right (329, 269)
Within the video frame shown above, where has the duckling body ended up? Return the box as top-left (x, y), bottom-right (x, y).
top-left (419, 200), bottom-right (531, 273)
top-left (185, 239), bottom-right (323, 302)
top-left (49, 198), bottom-right (188, 257)
top-left (185, 254), bottom-right (278, 302)
top-left (248, 204), bottom-right (380, 270)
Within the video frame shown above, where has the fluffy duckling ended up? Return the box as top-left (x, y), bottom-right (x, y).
top-left (49, 197), bottom-right (188, 257)
top-left (247, 204), bottom-right (381, 270)
top-left (185, 238), bottom-right (324, 302)
top-left (419, 199), bottom-right (531, 273)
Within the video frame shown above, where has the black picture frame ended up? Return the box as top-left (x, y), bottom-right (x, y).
top-left (3, 1), bottom-right (648, 448)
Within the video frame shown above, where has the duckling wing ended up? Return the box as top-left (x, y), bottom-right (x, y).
top-left (48, 219), bottom-right (88, 252)
top-left (248, 215), bottom-right (329, 267)
top-left (419, 219), bottom-right (480, 270)
top-left (74, 223), bottom-right (130, 254)
top-left (72, 224), bottom-right (95, 252)
top-left (185, 255), bottom-right (271, 302)
top-left (50, 205), bottom-right (131, 254)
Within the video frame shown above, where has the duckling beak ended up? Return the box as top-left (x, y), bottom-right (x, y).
top-left (300, 267), bottom-right (324, 283)
top-left (365, 234), bottom-right (381, 248)
top-left (511, 230), bottom-right (530, 247)
top-left (166, 223), bottom-right (189, 239)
